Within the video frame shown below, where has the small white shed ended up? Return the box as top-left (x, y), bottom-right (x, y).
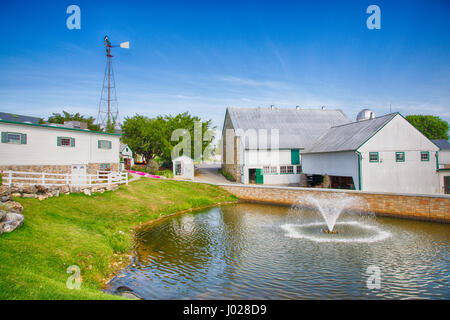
top-left (172, 155), bottom-right (194, 180)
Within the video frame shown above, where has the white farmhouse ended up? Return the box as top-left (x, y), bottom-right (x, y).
top-left (120, 143), bottom-right (134, 170)
top-left (0, 115), bottom-right (121, 176)
top-left (432, 139), bottom-right (450, 194)
top-left (302, 112), bottom-right (440, 194)
top-left (221, 107), bottom-right (351, 185)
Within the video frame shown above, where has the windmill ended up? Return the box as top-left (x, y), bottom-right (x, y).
top-left (97, 35), bottom-right (129, 132)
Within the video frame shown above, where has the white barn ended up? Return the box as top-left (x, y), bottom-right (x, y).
top-left (120, 143), bottom-right (134, 170)
top-left (221, 107), bottom-right (351, 185)
top-left (432, 139), bottom-right (450, 194)
top-left (302, 113), bottom-right (440, 194)
top-left (0, 117), bottom-right (121, 176)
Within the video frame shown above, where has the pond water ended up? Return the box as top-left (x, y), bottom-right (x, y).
top-left (107, 203), bottom-right (450, 299)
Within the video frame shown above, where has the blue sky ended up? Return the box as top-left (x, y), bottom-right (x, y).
top-left (0, 0), bottom-right (449, 132)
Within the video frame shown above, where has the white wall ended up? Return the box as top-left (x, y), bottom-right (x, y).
top-left (358, 115), bottom-right (440, 194)
top-left (438, 150), bottom-right (450, 167)
top-left (302, 151), bottom-right (359, 189)
top-left (0, 122), bottom-right (120, 166)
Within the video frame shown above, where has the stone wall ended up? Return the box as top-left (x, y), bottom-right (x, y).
top-left (218, 184), bottom-right (450, 223)
top-left (221, 111), bottom-right (241, 182)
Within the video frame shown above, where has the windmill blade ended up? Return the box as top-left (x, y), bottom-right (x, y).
top-left (120, 41), bottom-right (130, 49)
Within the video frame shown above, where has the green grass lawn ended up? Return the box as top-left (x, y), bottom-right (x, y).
top-left (0, 179), bottom-right (237, 299)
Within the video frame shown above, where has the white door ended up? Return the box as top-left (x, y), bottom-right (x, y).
top-left (71, 164), bottom-right (87, 185)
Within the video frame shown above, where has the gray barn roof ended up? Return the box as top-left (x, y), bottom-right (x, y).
top-left (0, 112), bottom-right (42, 124)
top-left (303, 113), bottom-right (398, 153)
top-left (227, 107), bottom-right (351, 149)
top-left (432, 139), bottom-right (450, 150)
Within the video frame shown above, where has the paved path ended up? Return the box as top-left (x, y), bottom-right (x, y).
top-left (194, 163), bottom-right (237, 184)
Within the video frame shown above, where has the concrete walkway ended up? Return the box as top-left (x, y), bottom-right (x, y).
top-left (194, 163), bottom-right (237, 184)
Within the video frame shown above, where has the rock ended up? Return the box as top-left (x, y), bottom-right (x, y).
top-left (106, 185), bottom-right (119, 191)
top-left (58, 185), bottom-right (70, 194)
top-left (0, 210), bottom-right (6, 221)
top-left (0, 185), bottom-right (12, 202)
top-left (70, 186), bottom-right (82, 193)
top-left (1, 201), bottom-right (23, 213)
top-left (10, 184), bottom-right (24, 194)
top-left (11, 193), bottom-right (22, 198)
top-left (83, 189), bottom-right (92, 196)
top-left (22, 193), bottom-right (36, 199)
top-left (35, 185), bottom-right (49, 194)
top-left (52, 190), bottom-right (60, 197)
top-left (38, 194), bottom-right (48, 201)
top-left (23, 185), bottom-right (37, 195)
top-left (115, 286), bottom-right (143, 300)
top-left (2, 212), bottom-right (24, 233)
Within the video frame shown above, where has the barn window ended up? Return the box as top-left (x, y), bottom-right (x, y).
top-left (98, 140), bottom-right (112, 149)
top-left (296, 165), bottom-right (302, 173)
top-left (369, 152), bottom-right (379, 162)
top-left (263, 166), bottom-right (278, 174)
top-left (280, 165), bottom-right (294, 174)
top-left (1, 132), bottom-right (26, 144)
top-left (420, 151), bottom-right (429, 162)
top-left (57, 137), bottom-right (75, 147)
top-left (100, 163), bottom-right (111, 171)
top-left (395, 152), bottom-right (405, 162)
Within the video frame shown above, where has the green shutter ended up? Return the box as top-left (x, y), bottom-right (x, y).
top-left (255, 169), bottom-right (264, 184)
top-left (71, 138), bottom-right (75, 147)
top-left (57, 137), bottom-right (61, 146)
top-left (291, 149), bottom-right (300, 165)
top-left (98, 140), bottom-right (101, 148)
top-left (20, 133), bottom-right (27, 144)
top-left (108, 141), bottom-right (112, 149)
top-left (1, 132), bottom-right (7, 143)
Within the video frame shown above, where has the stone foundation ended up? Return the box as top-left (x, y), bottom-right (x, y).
top-left (218, 184), bottom-right (450, 223)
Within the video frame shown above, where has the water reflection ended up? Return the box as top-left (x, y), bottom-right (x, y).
top-left (108, 203), bottom-right (450, 299)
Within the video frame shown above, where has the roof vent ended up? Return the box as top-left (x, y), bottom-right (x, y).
top-left (321, 106), bottom-right (326, 110)
top-left (356, 109), bottom-right (376, 121)
top-left (296, 106), bottom-right (300, 110)
top-left (270, 105), bottom-right (275, 110)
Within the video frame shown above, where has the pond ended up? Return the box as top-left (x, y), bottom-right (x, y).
top-left (107, 203), bottom-right (450, 299)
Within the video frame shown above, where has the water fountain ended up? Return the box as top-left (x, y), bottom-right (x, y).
top-left (282, 193), bottom-right (391, 243)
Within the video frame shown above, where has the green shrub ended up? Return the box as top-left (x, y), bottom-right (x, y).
top-left (0, 173), bottom-right (2, 185)
top-left (131, 165), bottom-right (148, 173)
top-left (218, 169), bottom-right (236, 182)
top-left (156, 170), bottom-right (173, 178)
top-left (147, 160), bottom-right (159, 174)
top-left (106, 231), bottom-right (131, 253)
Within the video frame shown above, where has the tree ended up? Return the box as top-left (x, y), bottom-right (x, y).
top-left (120, 112), bottom-right (215, 165)
top-left (46, 111), bottom-right (102, 132)
top-left (121, 115), bottom-right (166, 164)
top-left (406, 115), bottom-right (449, 140)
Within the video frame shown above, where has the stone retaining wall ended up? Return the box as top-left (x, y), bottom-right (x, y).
top-left (218, 184), bottom-right (450, 223)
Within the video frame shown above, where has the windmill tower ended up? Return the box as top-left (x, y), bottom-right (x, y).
top-left (97, 35), bottom-right (129, 131)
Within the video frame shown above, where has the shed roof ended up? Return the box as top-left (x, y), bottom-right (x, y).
top-left (303, 113), bottom-right (398, 153)
top-left (0, 112), bottom-right (42, 124)
top-left (431, 139), bottom-right (450, 150)
top-left (226, 107), bottom-right (351, 149)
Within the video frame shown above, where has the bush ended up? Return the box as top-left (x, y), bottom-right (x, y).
top-left (218, 169), bottom-right (236, 182)
top-left (131, 165), bottom-right (149, 173)
top-left (156, 170), bottom-right (173, 178)
top-left (0, 173), bottom-right (2, 185)
top-left (147, 160), bottom-right (159, 174)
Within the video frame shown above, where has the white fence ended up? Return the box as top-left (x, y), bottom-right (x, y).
top-left (1, 170), bottom-right (128, 187)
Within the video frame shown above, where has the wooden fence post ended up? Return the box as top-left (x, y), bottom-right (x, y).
top-left (42, 172), bottom-right (45, 185)
top-left (9, 171), bottom-right (13, 187)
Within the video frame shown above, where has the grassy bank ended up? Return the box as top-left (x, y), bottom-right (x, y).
top-left (0, 179), bottom-right (237, 299)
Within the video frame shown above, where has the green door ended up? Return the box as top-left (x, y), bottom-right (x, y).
top-left (291, 149), bottom-right (300, 165)
top-left (255, 168), bottom-right (264, 184)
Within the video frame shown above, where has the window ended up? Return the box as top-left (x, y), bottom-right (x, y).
top-left (369, 152), bottom-right (379, 162)
top-left (98, 140), bottom-right (112, 149)
top-left (1, 132), bottom-right (26, 144)
top-left (420, 151), bottom-right (429, 162)
top-left (296, 165), bottom-right (302, 173)
top-left (396, 152), bottom-right (405, 162)
top-left (57, 136), bottom-right (75, 147)
top-left (280, 165), bottom-right (294, 174)
top-left (100, 163), bottom-right (111, 171)
top-left (263, 166), bottom-right (278, 174)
